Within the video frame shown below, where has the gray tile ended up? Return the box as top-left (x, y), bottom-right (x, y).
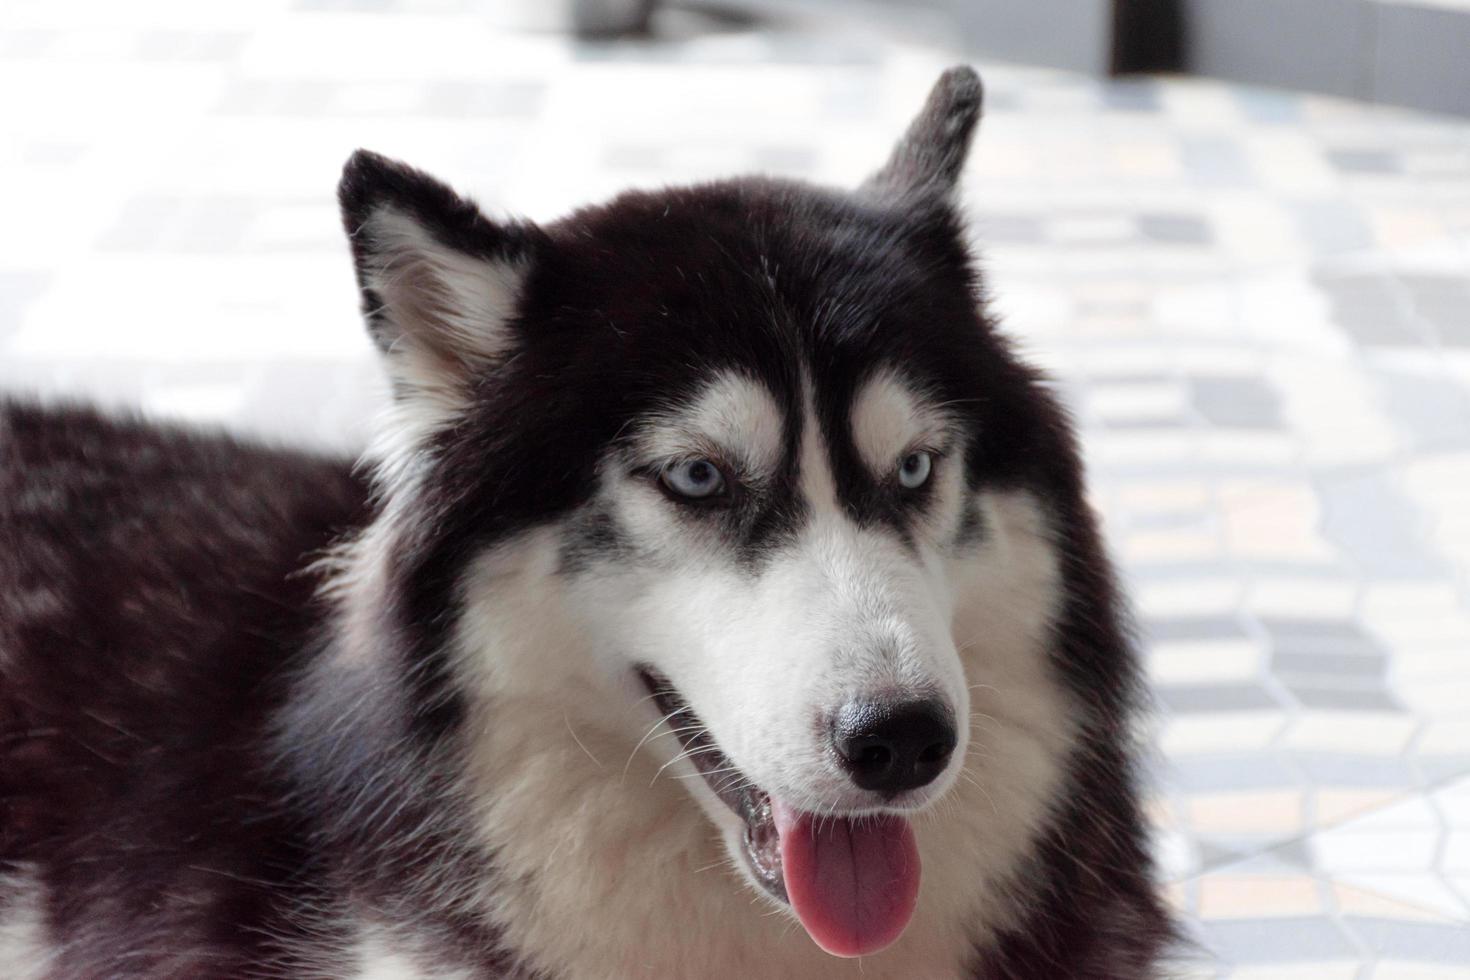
top-left (1286, 686), bottom-right (1402, 711)
top-left (1335, 308), bottom-right (1427, 347)
top-left (1426, 315), bottom-right (1470, 347)
top-left (1315, 273), bottom-right (1426, 346)
top-left (1207, 847), bottom-right (1316, 879)
top-left (1105, 415), bottom-right (1191, 431)
top-left (975, 213), bottom-right (1045, 244)
top-left (1138, 213), bottom-right (1212, 244)
top-left (1129, 562), bottom-right (1252, 582)
top-left (1175, 755), bottom-right (1300, 793)
top-left (1373, 368), bottom-right (1470, 450)
top-left (1235, 88), bottom-right (1303, 124)
top-left (1314, 271), bottom-right (1400, 308)
top-left (1189, 375), bottom-right (1283, 428)
top-left (981, 90), bottom-right (1022, 113)
top-left (1260, 617), bottom-right (1379, 645)
top-left (1292, 201), bottom-right (1376, 255)
top-left (1402, 275), bottom-right (1470, 307)
top-left (1181, 136), bottom-right (1255, 187)
top-left (1158, 683), bottom-right (1283, 713)
top-left (1124, 508), bottom-right (1211, 530)
top-left (1316, 471), bottom-right (1448, 579)
top-left (1146, 615), bottom-right (1250, 643)
top-left (1295, 753), bottom-right (1419, 787)
top-left (1403, 275), bottom-right (1470, 346)
top-left (1101, 81), bottom-right (1159, 112)
top-left (1199, 916), bottom-right (1357, 962)
top-left (1258, 838), bottom-right (1317, 870)
top-left (1085, 371), bottom-right (1175, 386)
top-left (1417, 756), bottom-right (1470, 781)
top-left (1324, 147), bottom-right (1401, 174)
top-left (1341, 917), bottom-right (1470, 964)
top-left (1262, 620), bottom-right (1389, 661)
top-left (1197, 840), bottom-right (1250, 870)
top-left (1271, 651), bottom-right (1385, 676)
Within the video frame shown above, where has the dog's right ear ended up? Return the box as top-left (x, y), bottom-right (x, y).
top-left (861, 66), bottom-right (983, 203)
top-left (338, 150), bottom-right (538, 404)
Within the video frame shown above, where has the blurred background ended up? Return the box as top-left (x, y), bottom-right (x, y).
top-left (3, 0), bottom-right (1469, 976)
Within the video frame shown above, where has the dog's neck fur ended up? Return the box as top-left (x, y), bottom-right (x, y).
top-left (319, 491), bottom-right (1074, 980)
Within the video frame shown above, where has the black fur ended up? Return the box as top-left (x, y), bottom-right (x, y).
top-left (0, 403), bottom-right (368, 975)
top-left (2, 66), bottom-right (1172, 977)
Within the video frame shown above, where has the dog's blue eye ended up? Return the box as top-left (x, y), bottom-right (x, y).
top-left (661, 458), bottom-right (728, 500)
top-left (898, 451), bottom-right (932, 490)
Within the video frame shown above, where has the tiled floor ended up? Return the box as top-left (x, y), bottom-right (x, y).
top-left (3, 1), bottom-right (1470, 976)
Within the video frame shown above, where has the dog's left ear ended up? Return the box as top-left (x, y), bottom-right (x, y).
top-left (338, 150), bottom-right (539, 401)
top-left (862, 66), bottom-right (983, 202)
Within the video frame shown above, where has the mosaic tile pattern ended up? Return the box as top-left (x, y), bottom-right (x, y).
top-left (3, 1), bottom-right (1470, 976)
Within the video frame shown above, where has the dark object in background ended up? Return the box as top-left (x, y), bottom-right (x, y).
top-left (1112, 0), bottom-right (1184, 73)
top-left (575, 0), bottom-right (657, 36)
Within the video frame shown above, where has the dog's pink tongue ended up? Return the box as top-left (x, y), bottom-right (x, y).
top-left (770, 798), bottom-right (920, 958)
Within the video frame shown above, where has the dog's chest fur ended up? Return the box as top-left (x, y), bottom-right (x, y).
top-left (434, 494), bottom-right (1071, 979)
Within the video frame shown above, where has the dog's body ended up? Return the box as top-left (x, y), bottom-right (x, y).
top-left (1, 69), bottom-right (1170, 978)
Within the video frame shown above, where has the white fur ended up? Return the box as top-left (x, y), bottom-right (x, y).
top-left (318, 207), bottom-right (531, 664)
top-left (628, 383), bottom-right (969, 814)
top-left (348, 922), bottom-right (476, 980)
top-left (360, 206), bottom-right (524, 379)
top-left (357, 205), bottom-right (527, 499)
top-left (0, 870), bottom-right (54, 980)
top-left (849, 370), bottom-right (955, 476)
top-left (632, 371), bottom-right (786, 479)
top-left (424, 370), bottom-right (1076, 978)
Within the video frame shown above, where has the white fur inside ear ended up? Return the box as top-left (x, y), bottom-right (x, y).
top-left (361, 205), bottom-right (526, 391)
top-left (354, 206), bottom-right (528, 500)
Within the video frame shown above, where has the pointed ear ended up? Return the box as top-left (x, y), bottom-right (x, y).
top-left (338, 150), bottom-right (537, 402)
top-left (862, 66), bottom-right (983, 202)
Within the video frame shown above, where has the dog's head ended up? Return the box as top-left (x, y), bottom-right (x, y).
top-left (338, 68), bottom-right (1075, 959)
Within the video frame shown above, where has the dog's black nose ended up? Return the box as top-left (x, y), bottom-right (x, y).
top-left (833, 698), bottom-right (957, 797)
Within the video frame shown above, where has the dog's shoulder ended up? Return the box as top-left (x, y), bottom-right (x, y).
top-left (0, 400), bottom-right (371, 971)
top-left (1, 399), bottom-right (369, 668)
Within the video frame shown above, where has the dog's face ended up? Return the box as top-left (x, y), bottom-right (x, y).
top-left (340, 68), bottom-right (1074, 959)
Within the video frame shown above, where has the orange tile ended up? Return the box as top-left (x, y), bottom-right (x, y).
top-left (1189, 790), bottom-right (1305, 835)
top-left (1198, 874), bottom-right (1323, 919)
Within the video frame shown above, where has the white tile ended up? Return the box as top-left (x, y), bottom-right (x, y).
top-left (1311, 829), bottom-right (1439, 873)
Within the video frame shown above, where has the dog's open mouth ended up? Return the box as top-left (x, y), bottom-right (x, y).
top-left (637, 669), bottom-right (921, 958)
top-left (637, 668), bottom-right (786, 899)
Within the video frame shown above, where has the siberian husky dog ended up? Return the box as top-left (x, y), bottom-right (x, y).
top-left (0, 68), bottom-right (1171, 978)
